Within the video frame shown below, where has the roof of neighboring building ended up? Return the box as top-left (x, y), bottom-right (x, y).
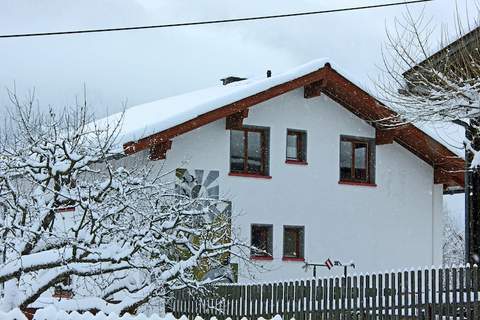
top-left (403, 26), bottom-right (480, 77)
top-left (97, 59), bottom-right (465, 189)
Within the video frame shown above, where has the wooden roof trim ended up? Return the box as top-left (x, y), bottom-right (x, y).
top-left (122, 64), bottom-right (465, 187)
top-left (316, 67), bottom-right (465, 187)
top-left (123, 66), bottom-right (330, 155)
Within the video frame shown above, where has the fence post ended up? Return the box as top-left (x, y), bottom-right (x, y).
top-left (378, 273), bottom-right (383, 320)
top-left (294, 280), bottom-right (300, 320)
top-left (465, 265), bottom-right (472, 320)
top-left (424, 268), bottom-right (430, 320)
top-left (352, 275), bottom-right (358, 320)
top-left (459, 266), bottom-right (465, 320)
top-left (390, 271), bottom-right (396, 320)
top-left (353, 276), bottom-right (359, 320)
top-left (288, 281), bottom-right (294, 320)
top-left (431, 268), bottom-right (436, 320)
top-left (385, 272), bottom-right (390, 319)
top-left (306, 279), bottom-right (311, 320)
top-left (340, 276), bottom-right (346, 320)
top-left (416, 269), bottom-right (422, 319)
top-left (346, 276), bottom-right (352, 320)
top-left (371, 273), bottom-right (377, 320)
top-left (278, 282), bottom-right (285, 318)
top-left (473, 265), bottom-right (479, 319)
top-left (359, 274), bottom-right (365, 320)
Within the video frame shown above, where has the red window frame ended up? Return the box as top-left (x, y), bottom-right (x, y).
top-left (230, 127), bottom-right (268, 176)
top-left (283, 226), bottom-right (304, 260)
top-left (286, 130), bottom-right (306, 163)
top-left (340, 137), bottom-right (371, 184)
top-left (251, 224), bottom-right (273, 259)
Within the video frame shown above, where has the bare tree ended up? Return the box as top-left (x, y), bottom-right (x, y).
top-left (0, 92), bottom-right (242, 314)
top-left (378, 6), bottom-right (480, 263)
top-left (443, 212), bottom-right (465, 266)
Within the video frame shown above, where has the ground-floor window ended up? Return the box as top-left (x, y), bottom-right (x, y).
top-left (283, 225), bottom-right (304, 259)
top-left (251, 224), bottom-right (273, 258)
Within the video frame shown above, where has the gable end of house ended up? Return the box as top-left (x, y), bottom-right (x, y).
top-left (121, 63), bottom-right (464, 191)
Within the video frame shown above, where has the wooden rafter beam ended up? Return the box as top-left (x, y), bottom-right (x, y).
top-left (434, 166), bottom-right (465, 187)
top-left (149, 140), bottom-right (172, 161)
top-left (375, 127), bottom-right (407, 145)
top-left (376, 129), bottom-right (396, 145)
top-left (304, 79), bottom-right (327, 99)
top-left (226, 109), bottom-right (249, 130)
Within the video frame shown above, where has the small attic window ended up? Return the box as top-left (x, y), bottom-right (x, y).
top-left (286, 129), bottom-right (307, 164)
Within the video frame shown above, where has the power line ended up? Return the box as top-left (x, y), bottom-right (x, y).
top-left (0, 0), bottom-right (433, 39)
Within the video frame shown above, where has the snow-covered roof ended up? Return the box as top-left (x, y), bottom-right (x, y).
top-left (95, 58), bottom-right (331, 145)
top-left (94, 58), bottom-right (464, 188)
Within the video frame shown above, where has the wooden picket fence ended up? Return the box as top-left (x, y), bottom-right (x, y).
top-left (172, 264), bottom-right (480, 319)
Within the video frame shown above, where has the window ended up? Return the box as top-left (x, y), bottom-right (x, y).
top-left (339, 136), bottom-right (375, 184)
top-left (283, 226), bottom-right (304, 260)
top-left (230, 127), bottom-right (269, 176)
top-left (286, 130), bottom-right (307, 163)
top-left (251, 224), bottom-right (273, 258)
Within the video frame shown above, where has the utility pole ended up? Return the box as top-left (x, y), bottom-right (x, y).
top-left (465, 123), bottom-right (480, 265)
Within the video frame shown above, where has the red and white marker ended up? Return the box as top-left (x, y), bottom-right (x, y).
top-left (324, 258), bottom-right (334, 270)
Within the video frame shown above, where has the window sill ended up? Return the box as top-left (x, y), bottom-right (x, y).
top-left (338, 181), bottom-right (377, 187)
top-left (250, 256), bottom-right (273, 261)
top-left (55, 207), bottom-right (75, 213)
top-left (229, 172), bottom-right (272, 179)
top-left (282, 257), bottom-right (305, 262)
top-left (285, 160), bottom-right (308, 165)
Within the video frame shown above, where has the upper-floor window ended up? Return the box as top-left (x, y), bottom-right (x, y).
top-left (286, 129), bottom-right (307, 163)
top-left (230, 127), bottom-right (269, 176)
top-left (340, 136), bottom-right (375, 184)
top-left (251, 224), bottom-right (273, 258)
top-left (283, 225), bottom-right (304, 260)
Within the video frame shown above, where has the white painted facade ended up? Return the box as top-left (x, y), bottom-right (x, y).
top-left (129, 88), bottom-right (443, 282)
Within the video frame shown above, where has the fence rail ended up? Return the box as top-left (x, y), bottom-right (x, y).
top-left (173, 264), bottom-right (480, 319)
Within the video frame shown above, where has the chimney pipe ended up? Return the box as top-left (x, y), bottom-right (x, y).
top-left (267, 70), bottom-right (272, 78)
top-left (220, 76), bottom-right (246, 86)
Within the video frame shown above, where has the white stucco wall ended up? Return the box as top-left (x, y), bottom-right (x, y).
top-left (137, 88), bottom-right (444, 282)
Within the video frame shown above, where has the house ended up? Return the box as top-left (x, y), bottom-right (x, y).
top-left (103, 59), bottom-right (464, 282)
top-left (402, 26), bottom-right (477, 265)
top-left (403, 25), bottom-right (480, 82)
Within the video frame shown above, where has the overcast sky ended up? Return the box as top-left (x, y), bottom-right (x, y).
top-left (0, 0), bottom-right (474, 115)
top-left (0, 0), bottom-right (473, 227)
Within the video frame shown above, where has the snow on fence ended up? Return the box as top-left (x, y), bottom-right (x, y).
top-left (2, 307), bottom-right (182, 320)
top-left (173, 264), bottom-right (480, 320)
top-left (0, 308), bottom-right (283, 320)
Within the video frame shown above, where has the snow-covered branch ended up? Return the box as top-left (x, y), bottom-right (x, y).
top-left (377, 9), bottom-right (480, 165)
top-left (0, 94), bottom-right (242, 314)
